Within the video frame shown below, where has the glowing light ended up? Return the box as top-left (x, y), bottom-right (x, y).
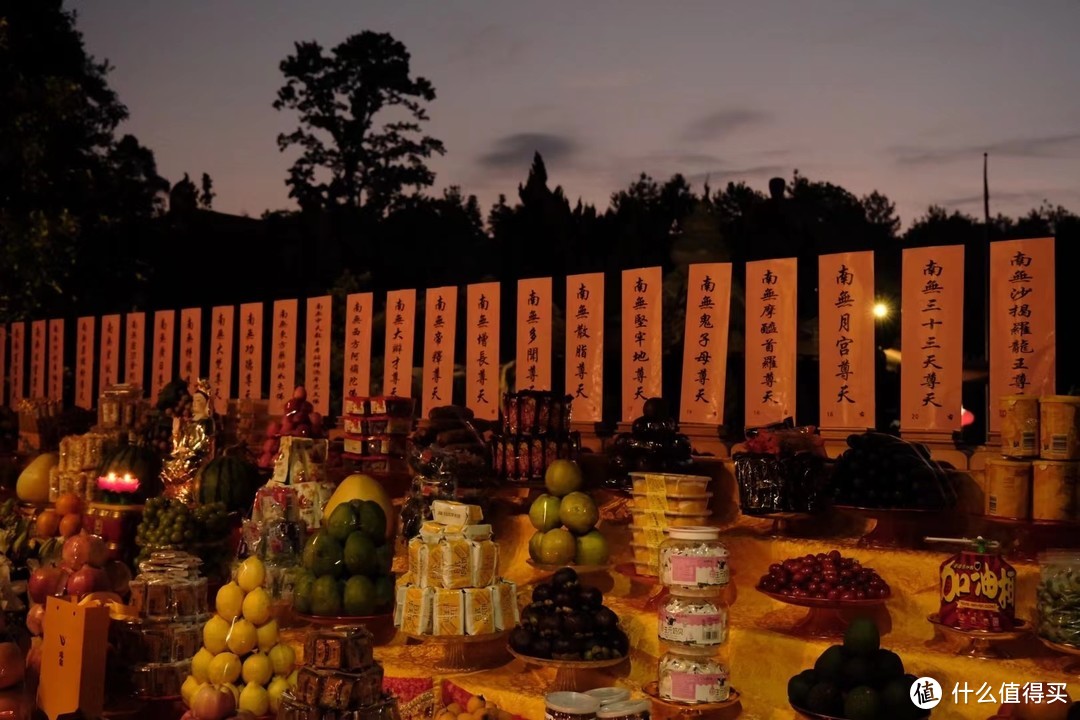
top-left (873, 302), bottom-right (890, 319)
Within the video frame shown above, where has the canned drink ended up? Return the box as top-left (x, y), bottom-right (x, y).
top-left (1032, 460), bottom-right (1079, 522)
top-left (984, 457), bottom-right (1031, 519)
top-left (1041, 395), bottom-right (1080, 460)
top-left (999, 395), bottom-right (1039, 458)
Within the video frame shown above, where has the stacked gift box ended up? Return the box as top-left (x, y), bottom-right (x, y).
top-left (491, 391), bottom-right (579, 484)
top-left (49, 431), bottom-right (123, 502)
top-left (341, 396), bottom-right (415, 475)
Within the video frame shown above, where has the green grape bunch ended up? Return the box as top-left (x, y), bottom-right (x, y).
top-left (134, 498), bottom-right (231, 565)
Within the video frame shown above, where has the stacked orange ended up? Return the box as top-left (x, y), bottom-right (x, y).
top-left (34, 493), bottom-right (84, 540)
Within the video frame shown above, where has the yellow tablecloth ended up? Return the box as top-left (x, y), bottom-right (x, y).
top-left (290, 505), bottom-right (1079, 720)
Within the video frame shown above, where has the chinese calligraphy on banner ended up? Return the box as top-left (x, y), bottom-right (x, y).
top-left (238, 303), bottom-right (263, 401)
top-left (422, 287), bottom-right (457, 415)
top-left (818, 252), bottom-right (876, 429)
top-left (75, 317), bottom-right (95, 410)
top-left (209, 306), bottom-right (234, 410)
top-left (305, 296), bottom-right (332, 416)
top-left (179, 308), bottom-right (201, 388)
top-left (31, 320), bottom-right (46, 399)
top-left (680, 263), bottom-right (732, 425)
top-left (48, 319), bottom-right (64, 402)
top-left (151, 310), bottom-right (175, 401)
top-left (516, 278), bottom-right (552, 391)
top-left (901, 245), bottom-right (965, 432)
top-left (466, 283), bottom-right (500, 420)
top-left (343, 293), bottom-right (373, 401)
top-left (621, 268), bottom-right (663, 422)
top-left (9, 323), bottom-right (24, 403)
top-left (99, 315), bottom-right (120, 391)
top-left (745, 258), bottom-right (797, 427)
top-left (269, 300), bottom-right (298, 415)
top-left (989, 238), bottom-right (1056, 434)
top-left (566, 273), bottom-right (604, 423)
top-left (124, 313), bottom-right (145, 391)
top-left (383, 289), bottom-right (417, 397)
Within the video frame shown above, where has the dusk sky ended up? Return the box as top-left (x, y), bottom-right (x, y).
top-left (72, 1), bottom-right (1080, 226)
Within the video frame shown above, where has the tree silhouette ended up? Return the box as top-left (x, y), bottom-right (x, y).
top-left (199, 172), bottom-right (215, 209)
top-left (273, 31), bottom-right (445, 214)
top-left (0, 0), bottom-right (167, 320)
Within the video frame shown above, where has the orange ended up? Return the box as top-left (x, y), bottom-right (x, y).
top-left (35, 510), bottom-right (60, 538)
top-left (59, 514), bottom-right (82, 538)
top-left (55, 493), bottom-right (83, 517)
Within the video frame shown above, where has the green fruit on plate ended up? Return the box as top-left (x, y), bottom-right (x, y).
top-left (303, 531), bottom-right (344, 578)
top-left (558, 492), bottom-right (599, 534)
top-left (326, 503), bottom-right (360, 542)
top-left (343, 575), bottom-right (375, 616)
top-left (844, 617), bottom-right (880, 657)
top-left (528, 494), bottom-right (562, 532)
top-left (310, 574), bottom-right (342, 617)
top-left (574, 529), bottom-right (609, 566)
top-left (373, 575), bottom-right (394, 612)
top-left (374, 542), bottom-right (393, 575)
top-left (343, 531), bottom-right (377, 576)
top-left (528, 532), bottom-right (544, 563)
top-left (356, 500), bottom-right (387, 540)
top-left (843, 686), bottom-right (881, 720)
top-left (544, 459), bottom-right (583, 497)
top-left (539, 528), bottom-right (576, 566)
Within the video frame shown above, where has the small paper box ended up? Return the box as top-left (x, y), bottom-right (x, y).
top-left (40, 596), bottom-right (110, 720)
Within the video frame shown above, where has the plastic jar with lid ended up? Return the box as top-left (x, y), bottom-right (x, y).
top-left (545, 692), bottom-right (601, 720)
top-left (596, 699), bottom-right (650, 720)
top-left (1036, 550), bottom-right (1080, 647)
top-left (659, 527), bottom-right (729, 593)
top-left (584, 688), bottom-right (631, 706)
top-left (659, 591), bottom-right (727, 647)
top-left (658, 646), bottom-right (730, 704)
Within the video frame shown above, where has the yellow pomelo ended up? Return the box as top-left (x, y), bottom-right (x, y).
top-left (202, 615), bottom-right (232, 654)
top-left (239, 682), bottom-right (270, 716)
top-left (226, 618), bottom-right (258, 655)
top-left (236, 557), bottom-right (266, 592)
top-left (191, 647), bottom-right (215, 682)
top-left (256, 618), bottom-right (279, 652)
top-left (268, 675), bottom-right (291, 713)
top-left (208, 651), bottom-right (242, 685)
top-left (242, 587), bottom-right (272, 625)
top-left (242, 652), bottom-right (273, 685)
top-left (17, 453), bottom-right (58, 503)
top-left (268, 642), bottom-right (296, 676)
top-left (181, 675), bottom-right (204, 706)
top-left (322, 474), bottom-right (394, 539)
top-left (215, 582), bottom-right (244, 621)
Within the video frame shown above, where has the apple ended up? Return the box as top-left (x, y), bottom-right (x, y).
top-left (293, 386), bottom-right (307, 401)
top-left (28, 566), bottom-right (66, 604)
top-left (66, 565), bottom-right (110, 598)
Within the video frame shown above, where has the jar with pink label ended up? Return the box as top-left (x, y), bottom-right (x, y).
top-left (658, 647), bottom-right (730, 704)
top-left (659, 593), bottom-right (727, 647)
top-left (659, 527), bottom-right (729, 593)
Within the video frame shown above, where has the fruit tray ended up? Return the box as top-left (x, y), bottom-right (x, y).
top-left (927, 613), bottom-right (1028, 659)
top-left (525, 559), bottom-right (612, 574)
top-left (403, 630), bottom-right (510, 671)
top-left (507, 648), bottom-right (626, 692)
top-left (757, 587), bottom-right (887, 639)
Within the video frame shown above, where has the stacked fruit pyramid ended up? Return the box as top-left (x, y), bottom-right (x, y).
top-left (527, 460), bottom-right (609, 567)
top-left (278, 625), bottom-right (399, 720)
top-left (395, 500), bottom-right (519, 637)
top-left (628, 473), bottom-right (712, 577)
top-left (293, 498), bottom-right (395, 617)
top-left (182, 556), bottom-right (299, 716)
top-left (787, 618), bottom-right (927, 719)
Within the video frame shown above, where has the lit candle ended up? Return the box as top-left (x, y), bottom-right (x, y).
top-left (98, 472), bottom-right (140, 493)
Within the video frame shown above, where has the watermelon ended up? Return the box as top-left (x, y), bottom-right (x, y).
top-left (198, 455), bottom-right (261, 514)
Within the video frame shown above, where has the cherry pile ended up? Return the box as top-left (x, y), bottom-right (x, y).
top-left (757, 550), bottom-right (890, 601)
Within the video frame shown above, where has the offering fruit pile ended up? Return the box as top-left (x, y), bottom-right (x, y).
top-left (528, 461), bottom-right (608, 567)
top-left (293, 500), bottom-right (394, 617)
top-left (757, 551), bottom-right (890, 601)
top-left (787, 618), bottom-right (926, 720)
top-left (135, 498), bottom-right (232, 566)
top-left (509, 567), bottom-right (629, 661)
top-left (832, 432), bottom-right (954, 510)
top-left (608, 398), bottom-right (693, 487)
top-left (436, 693), bottom-right (516, 720)
top-left (183, 557), bottom-right (298, 717)
top-left (258, 386), bottom-right (325, 469)
top-left (33, 492), bottom-right (85, 546)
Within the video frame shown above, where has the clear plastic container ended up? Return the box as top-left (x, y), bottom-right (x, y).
top-left (660, 527), bottom-right (729, 593)
top-left (630, 472), bottom-right (711, 496)
top-left (633, 493), bottom-right (713, 513)
top-left (596, 699), bottom-right (650, 720)
top-left (658, 647), bottom-right (730, 704)
top-left (546, 691), bottom-right (601, 720)
top-left (1036, 549), bottom-right (1080, 647)
top-left (584, 688), bottom-right (631, 706)
top-left (659, 592), bottom-right (728, 648)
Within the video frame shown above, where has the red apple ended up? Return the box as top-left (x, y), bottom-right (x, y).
top-left (86, 535), bottom-right (108, 568)
top-left (66, 565), bottom-right (110, 598)
top-left (0, 643), bottom-right (24, 690)
top-left (62, 533), bottom-right (93, 571)
top-left (25, 604), bottom-right (44, 636)
top-left (28, 566), bottom-right (66, 604)
top-left (191, 683), bottom-right (236, 720)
